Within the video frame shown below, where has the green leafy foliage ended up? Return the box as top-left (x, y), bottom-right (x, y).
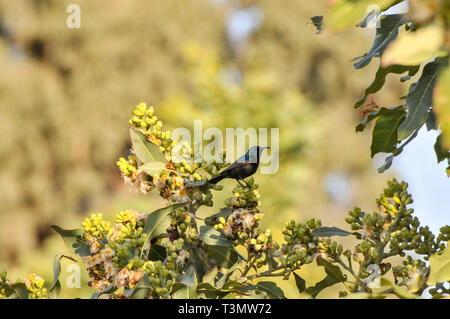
top-left (355, 65), bottom-right (419, 108)
top-left (207, 246), bottom-right (240, 269)
top-left (293, 272), bottom-right (306, 293)
top-left (3, 104), bottom-right (450, 300)
top-left (353, 14), bottom-right (407, 70)
top-left (398, 60), bottom-right (443, 140)
top-left (380, 278), bottom-right (420, 299)
top-left (141, 204), bottom-right (184, 253)
top-left (341, 1), bottom-right (450, 174)
top-left (3, 283), bottom-right (29, 299)
top-left (50, 226), bottom-right (91, 257)
top-left (312, 227), bottom-right (352, 237)
top-left (427, 243), bottom-right (450, 286)
top-left (256, 281), bottom-right (285, 299)
top-left (371, 107), bottom-right (405, 157)
top-left (304, 257), bottom-right (346, 298)
top-left (199, 226), bottom-right (233, 247)
top-left (305, 275), bottom-right (342, 298)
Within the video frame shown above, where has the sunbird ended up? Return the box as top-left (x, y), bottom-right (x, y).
top-left (209, 146), bottom-right (270, 188)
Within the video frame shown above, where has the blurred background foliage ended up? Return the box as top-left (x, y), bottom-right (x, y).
top-left (0, 0), bottom-right (411, 298)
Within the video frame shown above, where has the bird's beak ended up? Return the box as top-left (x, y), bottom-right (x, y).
top-left (266, 146), bottom-right (271, 150)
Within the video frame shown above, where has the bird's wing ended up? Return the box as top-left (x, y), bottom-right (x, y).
top-left (222, 160), bottom-right (249, 173)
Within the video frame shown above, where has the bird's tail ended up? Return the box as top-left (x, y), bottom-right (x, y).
top-left (208, 172), bottom-right (227, 184)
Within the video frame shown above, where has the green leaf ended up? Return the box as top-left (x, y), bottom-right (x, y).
top-left (382, 24), bottom-right (444, 66)
top-left (377, 124), bottom-right (421, 173)
top-left (193, 260), bottom-right (206, 281)
top-left (207, 246), bottom-right (239, 269)
top-left (185, 179), bottom-right (208, 187)
top-left (371, 107), bottom-right (405, 157)
top-left (328, 0), bottom-right (396, 31)
top-left (222, 280), bottom-right (246, 291)
top-left (377, 154), bottom-right (394, 173)
top-left (354, 14), bottom-right (407, 70)
top-left (305, 275), bottom-right (341, 298)
top-left (434, 134), bottom-right (450, 163)
top-left (434, 64), bottom-right (450, 150)
top-left (312, 226), bottom-right (352, 237)
top-left (141, 162), bottom-right (166, 175)
top-left (49, 253), bottom-right (77, 298)
top-left (380, 278), bottom-right (420, 299)
top-left (303, 258), bottom-right (346, 298)
top-left (199, 225), bottom-right (232, 247)
top-left (147, 244), bottom-right (167, 261)
top-left (427, 243), bottom-right (450, 286)
top-left (317, 257), bottom-right (347, 282)
top-left (4, 283), bottom-right (28, 299)
top-left (202, 266), bottom-right (218, 286)
top-left (50, 225), bottom-right (91, 257)
top-left (180, 265), bottom-right (198, 287)
top-left (173, 284), bottom-right (199, 299)
top-left (244, 290), bottom-right (269, 299)
top-left (343, 292), bottom-right (386, 299)
top-left (293, 272), bottom-right (306, 294)
top-left (205, 208), bottom-right (232, 226)
top-left (426, 110), bottom-right (437, 130)
top-left (398, 60), bottom-right (443, 140)
top-left (214, 273), bottom-right (227, 290)
top-left (91, 283), bottom-right (116, 299)
top-left (256, 281), bottom-right (285, 299)
top-left (173, 266), bottom-right (199, 299)
top-left (355, 65), bottom-right (419, 108)
top-left (124, 276), bottom-right (151, 299)
top-left (140, 203), bottom-right (184, 257)
top-left (130, 128), bottom-right (166, 164)
top-left (356, 106), bottom-right (399, 132)
top-left (196, 282), bottom-right (224, 299)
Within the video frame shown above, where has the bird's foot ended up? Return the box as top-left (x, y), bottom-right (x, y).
top-left (238, 179), bottom-right (251, 189)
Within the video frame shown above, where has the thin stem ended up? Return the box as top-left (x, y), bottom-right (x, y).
top-left (241, 256), bottom-right (255, 277)
top-left (335, 256), bottom-right (365, 291)
top-left (247, 266), bottom-right (290, 280)
top-left (382, 249), bottom-right (401, 259)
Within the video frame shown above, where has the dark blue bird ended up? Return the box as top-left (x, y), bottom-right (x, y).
top-left (208, 146), bottom-right (270, 188)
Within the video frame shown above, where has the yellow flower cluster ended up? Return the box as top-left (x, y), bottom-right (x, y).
top-left (82, 213), bottom-right (112, 239)
top-left (23, 274), bottom-right (47, 299)
top-left (116, 156), bottom-right (137, 178)
top-left (111, 210), bottom-right (146, 245)
top-left (128, 102), bottom-right (177, 153)
top-left (77, 205), bottom-right (191, 297)
top-left (78, 210), bottom-right (151, 291)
